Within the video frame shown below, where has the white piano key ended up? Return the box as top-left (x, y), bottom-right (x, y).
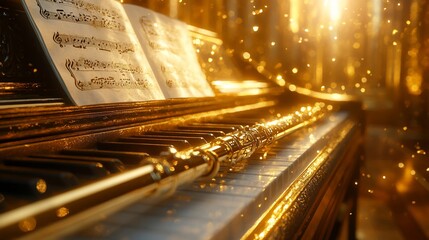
top-left (103, 191), bottom-right (254, 239)
top-left (208, 174), bottom-right (275, 188)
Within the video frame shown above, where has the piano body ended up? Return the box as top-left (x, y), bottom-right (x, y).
top-left (0, 1), bottom-right (363, 239)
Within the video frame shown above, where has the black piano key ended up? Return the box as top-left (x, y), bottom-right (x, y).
top-left (1, 157), bottom-right (109, 179)
top-left (62, 149), bottom-right (150, 165)
top-left (177, 124), bottom-right (243, 133)
top-left (0, 193), bottom-right (4, 209)
top-left (164, 129), bottom-right (226, 137)
top-left (0, 173), bottom-right (47, 196)
top-left (133, 134), bottom-right (207, 146)
top-left (209, 118), bottom-right (262, 125)
top-left (118, 137), bottom-right (193, 150)
top-left (142, 131), bottom-right (217, 141)
top-left (0, 166), bottom-right (79, 189)
top-left (98, 142), bottom-right (177, 155)
top-left (30, 154), bottom-right (125, 173)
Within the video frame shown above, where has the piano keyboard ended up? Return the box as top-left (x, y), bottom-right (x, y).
top-left (0, 105), bottom-right (360, 239)
top-left (64, 111), bottom-right (357, 240)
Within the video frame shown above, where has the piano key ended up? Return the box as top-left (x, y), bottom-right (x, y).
top-left (176, 124), bottom-right (243, 133)
top-left (0, 193), bottom-right (4, 209)
top-left (219, 164), bottom-right (287, 176)
top-left (0, 174), bottom-right (47, 196)
top-left (132, 134), bottom-right (207, 146)
top-left (141, 131), bottom-right (217, 141)
top-left (97, 142), bottom-right (177, 155)
top-left (118, 137), bottom-right (193, 150)
top-left (73, 222), bottom-right (192, 240)
top-left (108, 216), bottom-right (216, 240)
top-left (100, 191), bottom-right (253, 240)
top-left (183, 180), bottom-right (263, 197)
top-left (0, 166), bottom-right (79, 189)
top-left (98, 175), bottom-right (274, 239)
top-left (61, 149), bottom-right (150, 165)
top-left (30, 154), bottom-right (125, 173)
top-left (164, 129), bottom-right (226, 137)
top-left (1, 157), bottom-right (109, 179)
top-left (128, 191), bottom-right (251, 220)
top-left (187, 123), bottom-right (245, 129)
top-left (208, 117), bottom-right (264, 125)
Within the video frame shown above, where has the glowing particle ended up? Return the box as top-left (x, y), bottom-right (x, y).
top-left (242, 52), bottom-right (251, 59)
top-left (417, 150), bottom-right (426, 155)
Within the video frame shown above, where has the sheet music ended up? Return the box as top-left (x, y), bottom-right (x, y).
top-left (22, 0), bottom-right (165, 105)
top-left (123, 5), bottom-right (215, 98)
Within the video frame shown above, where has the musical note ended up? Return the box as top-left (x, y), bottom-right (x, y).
top-left (52, 32), bottom-right (135, 53)
top-left (65, 58), bottom-right (143, 74)
top-left (41, 0), bottom-right (122, 19)
top-left (71, 74), bottom-right (153, 91)
top-left (64, 57), bottom-right (153, 91)
top-left (36, 0), bottom-right (126, 31)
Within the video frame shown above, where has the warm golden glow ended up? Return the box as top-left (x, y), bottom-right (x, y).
top-left (324, 0), bottom-right (342, 23)
top-left (18, 217), bottom-right (37, 232)
top-left (211, 80), bottom-right (270, 95)
top-left (36, 179), bottom-right (47, 194)
top-left (56, 207), bottom-right (70, 218)
top-left (289, 0), bottom-right (300, 33)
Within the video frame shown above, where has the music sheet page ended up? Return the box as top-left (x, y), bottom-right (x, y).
top-left (22, 0), bottom-right (165, 105)
top-left (123, 5), bottom-right (215, 98)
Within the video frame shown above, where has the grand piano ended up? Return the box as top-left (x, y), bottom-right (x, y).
top-left (0, 0), bottom-right (363, 239)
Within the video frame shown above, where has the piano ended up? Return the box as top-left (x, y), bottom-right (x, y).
top-left (0, 1), bottom-right (363, 239)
